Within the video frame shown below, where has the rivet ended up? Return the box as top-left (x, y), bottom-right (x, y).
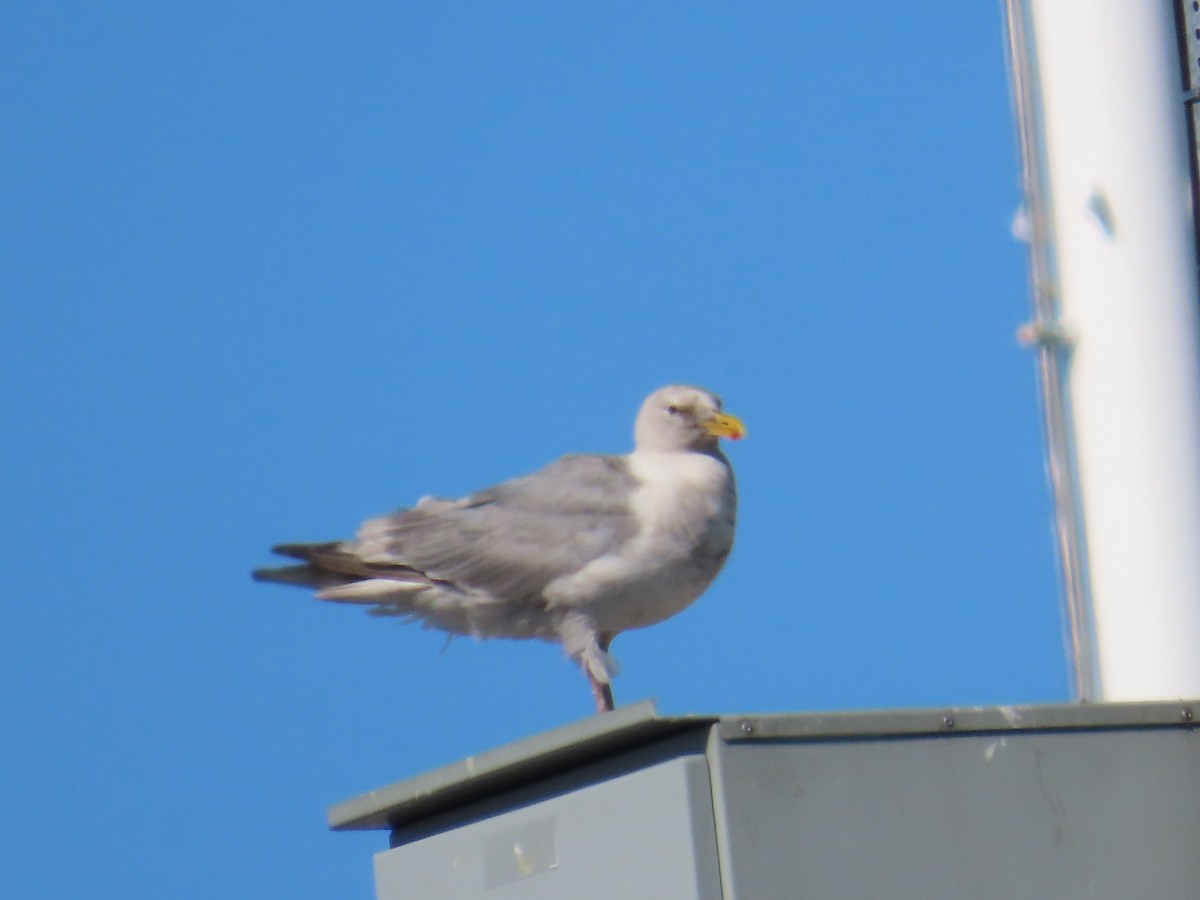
top-left (740, 720), bottom-right (754, 736)
top-left (942, 715), bottom-right (956, 729)
top-left (1182, 707), bottom-right (1194, 722)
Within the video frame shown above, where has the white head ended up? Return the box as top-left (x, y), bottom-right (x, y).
top-left (633, 385), bottom-right (745, 452)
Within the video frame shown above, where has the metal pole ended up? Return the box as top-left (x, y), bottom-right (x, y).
top-left (1006, 0), bottom-right (1200, 700)
top-left (1004, 0), bottom-right (1097, 701)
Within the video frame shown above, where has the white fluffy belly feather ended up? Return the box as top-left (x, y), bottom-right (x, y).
top-left (543, 449), bottom-right (735, 631)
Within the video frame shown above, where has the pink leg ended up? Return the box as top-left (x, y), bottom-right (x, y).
top-left (586, 633), bottom-right (615, 714)
top-left (589, 671), bottom-right (614, 713)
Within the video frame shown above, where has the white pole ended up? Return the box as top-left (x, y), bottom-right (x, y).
top-left (1015, 1), bottom-right (1200, 700)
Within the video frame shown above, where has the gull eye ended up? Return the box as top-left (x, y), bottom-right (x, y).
top-left (665, 404), bottom-right (683, 416)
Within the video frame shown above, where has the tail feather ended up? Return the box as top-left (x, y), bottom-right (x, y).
top-left (253, 541), bottom-right (356, 590)
top-left (253, 542), bottom-right (534, 640)
top-left (253, 541), bottom-right (434, 594)
top-left (269, 541), bottom-right (341, 561)
top-left (317, 578), bottom-right (431, 603)
top-left (252, 563), bottom-right (352, 590)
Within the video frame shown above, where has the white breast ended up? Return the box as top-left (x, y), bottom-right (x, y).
top-left (625, 450), bottom-right (731, 539)
top-left (543, 450), bottom-right (735, 628)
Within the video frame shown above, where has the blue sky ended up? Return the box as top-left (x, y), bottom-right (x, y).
top-left (3, 4), bottom-right (1064, 897)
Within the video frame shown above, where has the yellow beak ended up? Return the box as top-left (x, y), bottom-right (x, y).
top-left (704, 411), bottom-right (746, 441)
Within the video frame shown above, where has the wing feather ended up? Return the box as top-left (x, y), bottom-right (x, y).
top-left (353, 454), bottom-right (639, 605)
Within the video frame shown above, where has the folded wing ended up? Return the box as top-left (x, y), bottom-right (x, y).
top-left (253, 454), bottom-right (641, 635)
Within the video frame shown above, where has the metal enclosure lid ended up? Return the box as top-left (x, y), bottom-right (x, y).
top-left (328, 697), bottom-right (1198, 832)
top-left (328, 700), bottom-right (717, 831)
top-left (717, 696), bottom-right (1199, 742)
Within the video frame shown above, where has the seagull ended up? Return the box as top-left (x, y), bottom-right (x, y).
top-left (253, 385), bottom-right (744, 713)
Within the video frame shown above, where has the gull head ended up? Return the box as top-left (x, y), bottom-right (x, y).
top-left (633, 385), bottom-right (745, 453)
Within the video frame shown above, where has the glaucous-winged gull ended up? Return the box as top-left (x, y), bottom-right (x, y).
top-left (253, 385), bottom-right (744, 713)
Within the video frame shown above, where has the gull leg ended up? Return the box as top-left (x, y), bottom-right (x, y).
top-left (587, 634), bottom-right (615, 714)
top-left (589, 671), bottom-right (614, 713)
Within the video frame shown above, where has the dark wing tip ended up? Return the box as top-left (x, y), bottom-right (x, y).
top-left (269, 541), bottom-right (340, 561)
top-left (252, 563), bottom-right (314, 586)
top-left (252, 562), bottom-right (355, 590)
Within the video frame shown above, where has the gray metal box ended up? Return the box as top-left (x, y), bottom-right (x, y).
top-left (331, 700), bottom-right (1200, 900)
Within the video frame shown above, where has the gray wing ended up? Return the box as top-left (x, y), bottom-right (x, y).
top-left (350, 453), bottom-right (640, 606)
